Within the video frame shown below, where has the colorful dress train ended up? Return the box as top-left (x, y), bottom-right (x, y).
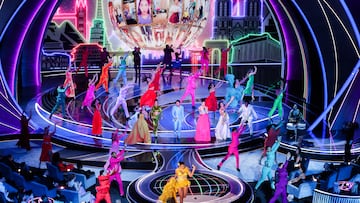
top-left (125, 114), bottom-right (151, 144)
top-left (194, 109), bottom-right (211, 142)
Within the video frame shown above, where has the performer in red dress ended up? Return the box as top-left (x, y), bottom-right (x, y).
top-left (39, 124), bottom-right (56, 167)
top-left (205, 82), bottom-right (223, 111)
top-left (92, 100), bottom-right (102, 134)
top-left (77, 48), bottom-right (90, 77)
top-left (139, 77), bottom-right (157, 108)
top-left (152, 63), bottom-right (165, 93)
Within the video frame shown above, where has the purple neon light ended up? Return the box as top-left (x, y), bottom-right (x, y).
top-left (9, 1), bottom-right (45, 93)
top-left (34, 0), bottom-right (59, 86)
top-left (268, 0), bottom-right (293, 83)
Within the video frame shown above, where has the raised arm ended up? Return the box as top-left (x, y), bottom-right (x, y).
top-left (188, 165), bottom-right (196, 178)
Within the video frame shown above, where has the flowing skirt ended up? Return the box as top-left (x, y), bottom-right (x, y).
top-left (194, 114), bottom-right (211, 142)
top-left (92, 109), bottom-right (102, 135)
top-left (215, 114), bottom-right (231, 141)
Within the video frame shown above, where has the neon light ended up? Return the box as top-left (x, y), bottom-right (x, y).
top-left (329, 69), bottom-right (359, 129)
top-left (229, 32), bottom-right (280, 63)
top-left (353, 100), bottom-right (360, 122)
top-left (70, 42), bottom-right (102, 61)
top-left (0, 0), bottom-right (26, 40)
top-left (340, 0), bottom-right (360, 50)
top-left (0, 104), bottom-right (20, 119)
top-left (0, 122), bottom-right (19, 131)
top-left (42, 49), bottom-right (71, 67)
top-left (308, 60), bottom-right (359, 131)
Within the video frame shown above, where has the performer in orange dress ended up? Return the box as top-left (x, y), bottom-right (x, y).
top-left (95, 61), bottom-right (113, 93)
top-left (39, 124), bottom-right (56, 167)
top-left (139, 77), bottom-right (157, 108)
top-left (175, 162), bottom-right (196, 203)
top-left (63, 67), bottom-right (76, 98)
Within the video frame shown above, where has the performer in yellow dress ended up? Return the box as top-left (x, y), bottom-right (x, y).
top-left (158, 177), bottom-right (177, 203)
top-left (175, 162), bottom-right (196, 203)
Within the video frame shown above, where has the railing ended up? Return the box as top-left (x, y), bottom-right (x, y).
top-left (313, 189), bottom-right (360, 203)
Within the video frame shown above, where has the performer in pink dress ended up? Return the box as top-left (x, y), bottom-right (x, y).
top-left (200, 47), bottom-right (209, 76)
top-left (194, 99), bottom-right (211, 142)
top-left (63, 67), bottom-right (76, 98)
top-left (81, 74), bottom-right (98, 109)
top-left (179, 70), bottom-right (202, 108)
top-left (109, 129), bottom-right (127, 154)
top-left (104, 148), bottom-right (126, 196)
top-left (217, 124), bottom-right (246, 171)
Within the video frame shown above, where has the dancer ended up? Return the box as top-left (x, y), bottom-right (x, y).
top-left (216, 45), bottom-right (232, 78)
top-left (17, 111), bottom-right (32, 150)
top-left (179, 70), bottom-right (202, 108)
top-left (95, 61), bottom-right (113, 94)
top-left (63, 66), bottom-right (76, 98)
top-left (110, 83), bottom-right (131, 119)
top-left (81, 74), bottom-right (98, 109)
top-left (172, 100), bottom-right (185, 138)
top-left (49, 84), bottom-right (70, 119)
top-left (77, 48), bottom-right (90, 77)
top-left (269, 152), bottom-right (291, 203)
top-left (217, 124), bottom-right (246, 171)
top-left (255, 136), bottom-right (282, 190)
top-left (104, 148), bottom-right (126, 196)
top-left (158, 176), bottom-right (177, 203)
top-left (225, 77), bottom-right (246, 108)
top-left (237, 98), bottom-right (258, 136)
top-left (200, 47), bottom-right (209, 76)
top-left (151, 99), bottom-right (162, 137)
top-left (215, 106), bottom-right (231, 141)
top-left (194, 99), bottom-right (211, 142)
top-left (100, 47), bottom-right (111, 68)
top-left (175, 162), bottom-right (196, 203)
top-left (92, 100), bottom-right (103, 146)
top-left (124, 109), bottom-right (151, 144)
top-left (268, 79), bottom-right (287, 120)
top-left (188, 0), bottom-right (196, 20)
top-left (95, 170), bottom-right (111, 203)
top-left (113, 52), bottom-right (129, 85)
top-left (139, 77), bottom-right (157, 108)
top-left (205, 82), bottom-right (222, 112)
top-left (242, 66), bottom-right (257, 101)
top-left (109, 129), bottom-right (127, 154)
top-left (39, 124), bottom-right (56, 167)
top-left (163, 44), bottom-right (174, 75)
top-left (152, 62), bottom-right (165, 93)
top-left (133, 47), bottom-right (141, 83)
top-left (259, 122), bottom-right (282, 163)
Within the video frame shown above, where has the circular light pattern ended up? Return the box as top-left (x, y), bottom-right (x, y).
top-left (107, 0), bottom-right (210, 49)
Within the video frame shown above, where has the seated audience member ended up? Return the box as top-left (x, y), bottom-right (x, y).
top-left (0, 173), bottom-right (18, 202)
top-left (51, 152), bottom-right (74, 172)
top-left (288, 146), bottom-right (303, 179)
top-left (288, 104), bottom-right (303, 124)
top-left (66, 174), bottom-right (95, 202)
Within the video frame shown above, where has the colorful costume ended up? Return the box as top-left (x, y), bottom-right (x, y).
top-left (78, 49), bottom-right (90, 77)
top-left (269, 160), bottom-right (289, 203)
top-left (151, 105), bottom-right (162, 136)
top-left (114, 53), bottom-right (129, 85)
top-left (124, 114), bottom-right (151, 144)
top-left (140, 83), bottom-right (157, 108)
top-left (180, 71), bottom-right (201, 107)
top-left (262, 125), bottom-right (281, 156)
top-left (194, 106), bottom-right (211, 142)
top-left (39, 130), bottom-right (54, 162)
top-left (104, 150), bottom-right (125, 196)
top-left (200, 48), bottom-right (209, 76)
top-left (95, 62), bottom-right (112, 93)
top-left (63, 69), bottom-right (76, 98)
top-left (218, 125), bottom-right (246, 169)
top-left (110, 85), bottom-right (130, 118)
top-left (175, 167), bottom-right (191, 188)
top-left (152, 67), bottom-right (164, 92)
top-left (82, 83), bottom-right (96, 109)
top-left (255, 140), bottom-right (280, 190)
top-left (215, 109), bottom-right (231, 141)
top-left (205, 90), bottom-right (217, 111)
top-left (95, 174), bottom-right (111, 203)
top-left (217, 47), bottom-right (231, 78)
top-left (268, 88), bottom-right (285, 119)
top-left (50, 85), bottom-right (69, 118)
top-left (92, 104), bottom-right (102, 136)
top-left (243, 74), bottom-right (254, 97)
top-left (172, 104), bottom-right (185, 137)
top-left (238, 103), bottom-right (258, 135)
top-left (109, 131), bottom-right (126, 154)
top-left (225, 74), bottom-right (240, 108)
top-left (158, 177), bottom-right (177, 203)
